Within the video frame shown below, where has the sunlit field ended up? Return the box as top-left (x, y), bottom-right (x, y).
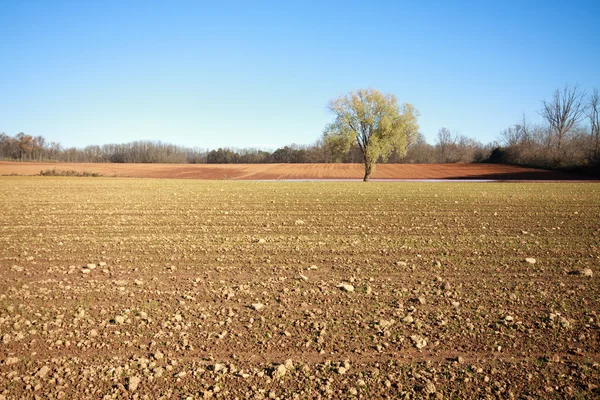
top-left (1, 177), bottom-right (599, 398)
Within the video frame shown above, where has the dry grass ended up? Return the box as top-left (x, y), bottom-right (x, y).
top-left (39, 169), bottom-right (102, 177)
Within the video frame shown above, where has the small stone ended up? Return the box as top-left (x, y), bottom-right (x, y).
top-left (525, 258), bottom-right (536, 265)
top-left (37, 365), bottom-right (50, 379)
top-left (338, 366), bottom-right (347, 375)
top-left (98, 262), bottom-right (107, 267)
top-left (284, 359), bottom-right (294, 370)
top-left (81, 268), bottom-right (91, 274)
top-left (338, 283), bottom-right (354, 292)
top-left (504, 316), bottom-right (514, 322)
top-left (272, 364), bottom-right (286, 378)
top-left (424, 381), bottom-right (436, 394)
top-left (88, 329), bottom-right (98, 337)
top-left (153, 351), bottom-right (164, 360)
top-left (86, 263), bottom-right (97, 270)
top-left (356, 379), bottom-right (366, 387)
top-left (5, 357), bottom-right (19, 365)
top-left (299, 274), bottom-right (308, 281)
top-left (410, 335), bottom-right (427, 349)
top-left (114, 316), bottom-right (125, 324)
top-left (581, 268), bottom-right (593, 277)
top-left (128, 376), bottom-right (141, 391)
top-left (377, 319), bottom-right (394, 329)
top-left (365, 285), bottom-right (372, 295)
top-left (251, 303), bottom-right (264, 311)
top-left (213, 363), bottom-right (225, 372)
top-left (402, 315), bottom-right (414, 324)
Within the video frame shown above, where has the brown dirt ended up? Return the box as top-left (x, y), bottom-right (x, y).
top-left (0, 161), bottom-right (591, 180)
top-left (1, 178), bottom-right (599, 399)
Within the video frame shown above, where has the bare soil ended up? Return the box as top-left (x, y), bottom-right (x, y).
top-left (0, 161), bottom-right (591, 180)
top-left (0, 178), bottom-right (599, 399)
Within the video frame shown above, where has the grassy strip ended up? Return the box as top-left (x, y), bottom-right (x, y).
top-left (39, 168), bottom-right (102, 177)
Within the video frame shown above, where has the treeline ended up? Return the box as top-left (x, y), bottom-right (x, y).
top-left (491, 87), bottom-right (599, 171)
top-left (0, 133), bottom-right (332, 164)
top-left (1, 85), bottom-right (598, 170)
top-left (491, 115), bottom-right (594, 170)
top-left (0, 134), bottom-right (205, 164)
top-left (0, 131), bottom-right (490, 165)
top-left (400, 130), bottom-right (491, 164)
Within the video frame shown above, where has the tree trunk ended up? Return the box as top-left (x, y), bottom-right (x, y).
top-left (363, 160), bottom-right (373, 182)
top-left (595, 128), bottom-right (599, 162)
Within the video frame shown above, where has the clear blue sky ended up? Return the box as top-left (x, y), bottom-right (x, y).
top-left (1, 0), bottom-right (599, 150)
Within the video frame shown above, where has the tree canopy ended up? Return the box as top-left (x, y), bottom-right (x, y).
top-left (323, 88), bottom-right (419, 181)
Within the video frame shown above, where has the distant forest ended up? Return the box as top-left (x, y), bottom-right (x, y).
top-left (0, 130), bottom-right (493, 165)
top-left (2, 86), bottom-right (599, 172)
top-left (0, 124), bottom-right (597, 172)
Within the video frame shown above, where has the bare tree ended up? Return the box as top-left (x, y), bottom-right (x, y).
top-left (403, 132), bottom-right (435, 163)
top-left (541, 85), bottom-right (586, 160)
top-left (500, 126), bottom-right (521, 148)
top-left (435, 127), bottom-right (454, 163)
top-left (588, 88), bottom-right (599, 162)
top-left (515, 113), bottom-right (531, 146)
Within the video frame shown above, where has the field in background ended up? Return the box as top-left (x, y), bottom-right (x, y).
top-left (1, 177), bottom-right (599, 398)
top-left (0, 161), bottom-right (591, 180)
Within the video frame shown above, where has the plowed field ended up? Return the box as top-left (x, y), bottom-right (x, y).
top-left (1, 177), bottom-right (599, 399)
top-left (0, 161), bottom-right (589, 180)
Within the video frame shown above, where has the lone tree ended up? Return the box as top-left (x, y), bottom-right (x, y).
top-left (323, 88), bottom-right (419, 181)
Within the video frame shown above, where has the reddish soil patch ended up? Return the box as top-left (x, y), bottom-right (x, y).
top-left (0, 161), bottom-right (591, 180)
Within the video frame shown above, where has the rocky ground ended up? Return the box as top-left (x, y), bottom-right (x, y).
top-left (0, 177), bottom-right (599, 399)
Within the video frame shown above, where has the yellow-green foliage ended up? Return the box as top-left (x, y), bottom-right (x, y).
top-left (324, 88), bottom-right (419, 179)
